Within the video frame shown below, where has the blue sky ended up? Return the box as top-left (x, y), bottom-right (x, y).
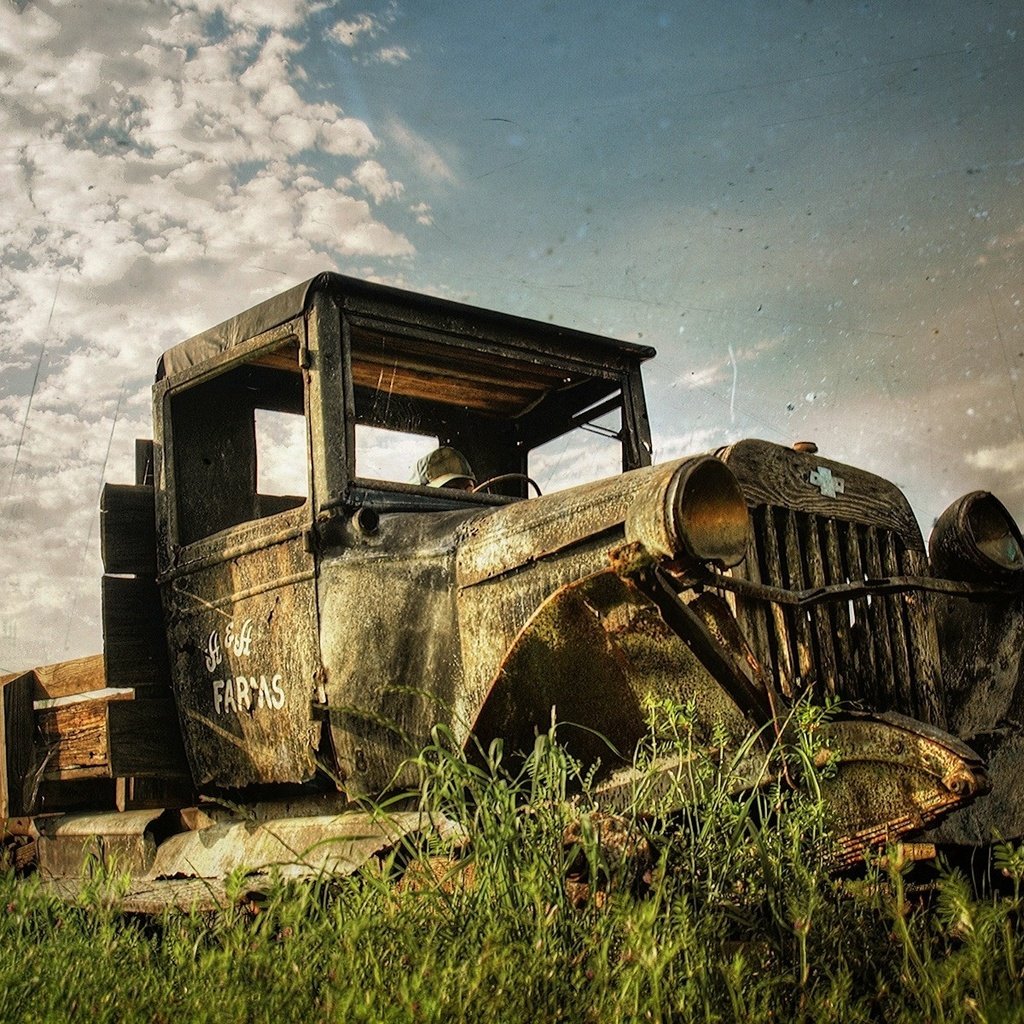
top-left (1, 0), bottom-right (1022, 669)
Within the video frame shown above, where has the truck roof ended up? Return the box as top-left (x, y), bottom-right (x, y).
top-left (156, 272), bottom-right (657, 381)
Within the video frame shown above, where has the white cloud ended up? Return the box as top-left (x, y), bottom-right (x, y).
top-left (298, 186), bottom-right (413, 256)
top-left (319, 117), bottom-right (377, 157)
top-left (967, 439), bottom-right (1024, 475)
top-left (353, 159), bottom-right (404, 204)
top-left (330, 13), bottom-right (378, 47)
top-left (372, 46), bottom-right (409, 65)
top-left (0, 0), bottom-right (421, 668)
top-left (193, 0), bottom-right (311, 31)
top-left (409, 201), bottom-right (433, 226)
top-left (673, 337), bottom-right (781, 390)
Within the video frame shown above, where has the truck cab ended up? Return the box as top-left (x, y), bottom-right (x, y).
top-left (152, 273), bottom-right (666, 791)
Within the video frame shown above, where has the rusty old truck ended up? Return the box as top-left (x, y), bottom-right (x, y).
top-left (3, 272), bottom-right (1021, 902)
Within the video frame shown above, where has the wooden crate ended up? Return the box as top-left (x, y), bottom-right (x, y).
top-left (0, 657), bottom-right (192, 820)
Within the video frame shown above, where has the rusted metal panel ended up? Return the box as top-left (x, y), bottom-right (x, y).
top-left (916, 584), bottom-right (1024, 845)
top-left (754, 506), bottom-right (795, 696)
top-left (841, 519), bottom-right (880, 705)
top-left (24, 274), bottom-right (1003, 886)
top-left (878, 530), bottom-right (915, 713)
top-left (802, 513), bottom-right (838, 699)
top-left (455, 540), bottom-right (621, 745)
top-left (735, 522), bottom-right (774, 689)
top-left (147, 810), bottom-right (431, 881)
top-left (164, 536), bottom-right (320, 787)
top-left (862, 526), bottom-right (898, 704)
top-left (820, 517), bottom-right (854, 695)
top-left (36, 809), bottom-right (164, 878)
top-left (781, 507), bottom-right (815, 686)
top-left (722, 440), bottom-right (946, 726)
top-left (472, 570), bottom-right (755, 766)
top-left (812, 712), bottom-right (985, 866)
top-left (588, 709), bottom-right (985, 866)
top-left (455, 467), bottom-right (656, 588)
top-left (318, 510), bottom-right (472, 797)
top-left (899, 545), bottom-right (946, 728)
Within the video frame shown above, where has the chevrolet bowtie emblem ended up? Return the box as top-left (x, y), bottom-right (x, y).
top-left (809, 466), bottom-right (845, 498)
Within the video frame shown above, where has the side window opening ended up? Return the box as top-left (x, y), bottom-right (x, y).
top-left (355, 424), bottom-right (439, 484)
top-left (170, 339), bottom-right (307, 545)
top-left (255, 408), bottom-right (308, 510)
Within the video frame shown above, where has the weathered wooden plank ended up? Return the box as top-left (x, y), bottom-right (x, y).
top-left (781, 508), bottom-right (814, 689)
top-left (802, 513), bottom-right (838, 699)
top-left (36, 693), bottom-right (133, 781)
top-left (102, 575), bottom-right (163, 644)
top-left (759, 506), bottom-right (795, 697)
top-left (842, 521), bottom-right (879, 705)
top-left (36, 779), bottom-right (119, 814)
top-left (100, 483), bottom-right (156, 575)
top-left (879, 532), bottom-right (915, 714)
top-left (31, 654), bottom-right (106, 701)
top-left (102, 575), bottom-right (169, 689)
top-left (821, 518), bottom-right (855, 697)
top-left (1, 672), bottom-right (36, 818)
top-left (107, 698), bottom-right (191, 780)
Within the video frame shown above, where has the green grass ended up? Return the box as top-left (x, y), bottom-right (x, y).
top-left (2, 709), bottom-right (1024, 1023)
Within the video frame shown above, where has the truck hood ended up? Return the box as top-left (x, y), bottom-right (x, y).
top-left (456, 459), bottom-right (690, 587)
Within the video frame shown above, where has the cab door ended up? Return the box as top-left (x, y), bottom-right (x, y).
top-left (154, 319), bottom-right (323, 788)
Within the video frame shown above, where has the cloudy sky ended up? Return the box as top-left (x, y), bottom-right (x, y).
top-left (1, 0), bottom-right (1021, 670)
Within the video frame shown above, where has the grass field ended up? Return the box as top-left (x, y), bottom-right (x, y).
top-left (2, 708), bottom-right (1024, 1023)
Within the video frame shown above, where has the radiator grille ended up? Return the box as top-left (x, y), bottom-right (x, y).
top-left (734, 506), bottom-right (945, 726)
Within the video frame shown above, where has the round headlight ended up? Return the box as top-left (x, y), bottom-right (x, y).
top-left (626, 456), bottom-right (749, 568)
top-left (929, 491), bottom-right (1024, 585)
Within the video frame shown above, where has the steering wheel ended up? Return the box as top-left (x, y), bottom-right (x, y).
top-left (471, 473), bottom-right (543, 497)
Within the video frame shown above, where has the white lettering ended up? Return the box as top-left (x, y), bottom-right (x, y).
top-left (238, 620), bottom-right (253, 656)
top-left (224, 618), bottom-right (254, 658)
top-left (237, 675), bottom-right (251, 710)
top-left (205, 631), bottom-right (222, 673)
top-left (207, 617), bottom-right (256, 675)
top-left (210, 673), bottom-right (288, 714)
top-left (271, 674), bottom-right (286, 710)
